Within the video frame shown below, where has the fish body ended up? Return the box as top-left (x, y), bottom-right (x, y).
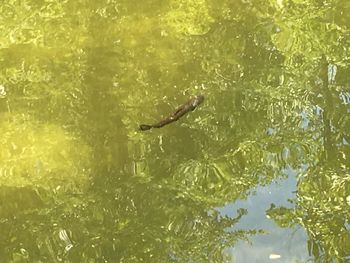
top-left (140, 95), bottom-right (204, 131)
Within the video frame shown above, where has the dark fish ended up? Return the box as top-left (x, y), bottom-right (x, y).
top-left (140, 95), bottom-right (204, 131)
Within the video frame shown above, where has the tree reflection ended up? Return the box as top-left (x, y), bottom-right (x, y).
top-left (0, 0), bottom-right (349, 262)
top-left (267, 52), bottom-right (350, 263)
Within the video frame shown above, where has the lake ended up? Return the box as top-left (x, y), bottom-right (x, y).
top-left (0, 0), bottom-right (349, 262)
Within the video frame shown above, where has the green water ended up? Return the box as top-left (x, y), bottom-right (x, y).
top-left (0, 0), bottom-right (349, 262)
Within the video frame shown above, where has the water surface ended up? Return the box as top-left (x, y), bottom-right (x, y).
top-left (0, 0), bottom-right (349, 262)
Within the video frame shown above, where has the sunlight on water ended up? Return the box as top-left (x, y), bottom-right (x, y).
top-left (0, 0), bottom-right (349, 262)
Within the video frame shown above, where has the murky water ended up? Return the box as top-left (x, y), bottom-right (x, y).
top-left (0, 0), bottom-right (349, 262)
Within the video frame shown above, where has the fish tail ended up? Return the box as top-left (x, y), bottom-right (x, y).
top-left (139, 124), bottom-right (153, 131)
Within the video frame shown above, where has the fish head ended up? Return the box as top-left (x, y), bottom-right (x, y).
top-left (192, 95), bottom-right (204, 107)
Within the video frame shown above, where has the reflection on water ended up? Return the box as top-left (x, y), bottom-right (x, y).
top-left (0, 0), bottom-right (349, 262)
top-left (219, 167), bottom-right (309, 262)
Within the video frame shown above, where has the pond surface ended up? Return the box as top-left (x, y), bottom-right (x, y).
top-left (0, 0), bottom-right (349, 262)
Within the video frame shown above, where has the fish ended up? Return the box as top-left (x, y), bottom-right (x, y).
top-left (139, 95), bottom-right (204, 131)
